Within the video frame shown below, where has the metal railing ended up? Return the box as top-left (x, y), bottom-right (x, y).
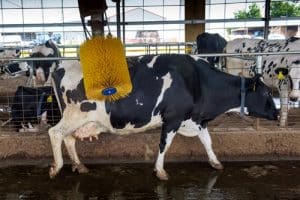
top-left (1, 42), bottom-right (195, 58)
top-left (0, 45), bottom-right (300, 132)
top-left (1, 41), bottom-right (299, 59)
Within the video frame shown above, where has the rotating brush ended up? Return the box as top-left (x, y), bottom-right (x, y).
top-left (80, 35), bottom-right (132, 101)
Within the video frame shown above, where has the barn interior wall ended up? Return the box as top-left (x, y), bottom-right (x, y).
top-left (185, 0), bottom-right (205, 42)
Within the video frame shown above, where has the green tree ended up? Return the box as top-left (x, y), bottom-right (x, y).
top-left (270, 1), bottom-right (300, 17)
top-left (234, 1), bottom-right (300, 19)
top-left (234, 3), bottom-right (262, 19)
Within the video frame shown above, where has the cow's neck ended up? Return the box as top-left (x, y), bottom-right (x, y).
top-left (198, 69), bottom-right (245, 124)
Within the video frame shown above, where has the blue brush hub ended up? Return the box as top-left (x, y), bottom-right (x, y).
top-left (102, 87), bottom-right (117, 96)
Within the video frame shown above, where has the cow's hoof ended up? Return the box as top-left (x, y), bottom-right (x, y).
top-left (209, 160), bottom-right (224, 170)
top-left (49, 166), bottom-right (59, 179)
top-left (72, 163), bottom-right (89, 174)
top-left (156, 170), bottom-right (169, 181)
top-left (279, 123), bottom-right (286, 127)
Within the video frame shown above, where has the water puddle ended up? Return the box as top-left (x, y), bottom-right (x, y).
top-left (0, 161), bottom-right (299, 199)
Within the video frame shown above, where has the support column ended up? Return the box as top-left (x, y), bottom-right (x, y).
top-left (185, 0), bottom-right (205, 42)
top-left (264, 0), bottom-right (271, 39)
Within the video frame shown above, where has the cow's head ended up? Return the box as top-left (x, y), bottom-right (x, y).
top-left (245, 75), bottom-right (278, 120)
top-left (275, 66), bottom-right (300, 102)
top-left (285, 66), bottom-right (300, 102)
top-left (29, 40), bottom-right (61, 85)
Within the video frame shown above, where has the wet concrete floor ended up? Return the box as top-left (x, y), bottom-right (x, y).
top-left (0, 161), bottom-right (299, 200)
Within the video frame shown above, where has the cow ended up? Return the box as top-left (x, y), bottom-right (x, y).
top-left (11, 86), bottom-right (60, 132)
top-left (0, 40), bottom-right (61, 85)
top-left (196, 32), bottom-right (227, 68)
top-left (2, 41), bottom-right (62, 132)
top-left (0, 48), bottom-right (29, 79)
top-left (29, 39), bottom-right (61, 86)
top-left (0, 61), bottom-right (29, 79)
top-left (48, 54), bottom-right (278, 180)
top-left (224, 37), bottom-right (300, 127)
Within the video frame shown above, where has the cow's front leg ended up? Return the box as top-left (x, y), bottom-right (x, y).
top-left (198, 128), bottom-right (223, 170)
top-left (155, 121), bottom-right (179, 180)
top-left (279, 82), bottom-right (289, 127)
top-left (63, 134), bottom-right (89, 174)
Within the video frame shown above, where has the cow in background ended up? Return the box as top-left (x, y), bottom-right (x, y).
top-left (21, 40), bottom-right (61, 131)
top-left (224, 37), bottom-right (300, 127)
top-left (196, 32), bottom-right (227, 68)
top-left (48, 54), bottom-right (278, 180)
top-left (29, 39), bottom-right (61, 86)
top-left (0, 40), bottom-right (61, 86)
top-left (6, 40), bottom-right (62, 132)
top-left (0, 48), bottom-right (29, 79)
top-left (11, 86), bottom-right (60, 132)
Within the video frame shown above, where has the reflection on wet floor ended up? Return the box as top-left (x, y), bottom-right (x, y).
top-left (0, 161), bottom-right (299, 199)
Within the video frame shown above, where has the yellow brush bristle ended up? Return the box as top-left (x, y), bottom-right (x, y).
top-left (80, 36), bottom-right (132, 101)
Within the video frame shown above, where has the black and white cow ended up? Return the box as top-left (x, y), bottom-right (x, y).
top-left (13, 40), bottom-right (62, 131)
top-left (0, 62), bottom-right (29, 78)
top-left (0, 40), bottom-right (61, 85)
top-left (196, 32), bottom-right (227, 68)
top-left (29, 39), bottom-right (61, 86)
top-left (0, 48), bottom-right (29, 79)
top-left (225, 37), bottom-right (300, 127)
top-left (48, 54), bottom-right (278, 180)
top-left (11, 86), bottom-right (60, 132)
top-left (5, 40), bottom-right (62, 132)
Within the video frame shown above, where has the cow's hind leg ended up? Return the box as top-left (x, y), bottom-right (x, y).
top-left (155, 131), bottom-right (176, 180)
top-left (198, 128), bottom-right (223, 170)
top-left (48, 118), bottom-right (86, 178)
top-left (178, 120), bottom-right (223, 170)
top-left (48, 120), bottom-right (65, 178)
top-left (63, 135), bottom-right (89, 174)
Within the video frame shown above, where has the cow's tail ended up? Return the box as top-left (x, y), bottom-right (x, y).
top-left (51, 76), bottom-right (63, 115)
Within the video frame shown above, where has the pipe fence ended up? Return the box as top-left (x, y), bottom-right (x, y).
top-left (0, 44), bottom-right (300, 133)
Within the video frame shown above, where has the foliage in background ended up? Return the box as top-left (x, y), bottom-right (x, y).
top-left (234, 1), bottom-right (300, 19)
top-left (270, 1), bottom-right (300, 17)
top-left (234, 3), bottom-right (261, 19)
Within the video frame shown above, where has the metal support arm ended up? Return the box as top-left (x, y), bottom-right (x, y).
top-left (78, 0), bottom-right (108, 36)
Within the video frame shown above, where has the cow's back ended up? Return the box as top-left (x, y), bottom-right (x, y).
top-left (138, 54), bottom-right (202, 99)
top-left (225, 38), bottom-right (300, 82)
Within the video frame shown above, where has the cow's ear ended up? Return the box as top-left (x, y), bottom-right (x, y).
top-left (275, 68), bottom-right (288, 80)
